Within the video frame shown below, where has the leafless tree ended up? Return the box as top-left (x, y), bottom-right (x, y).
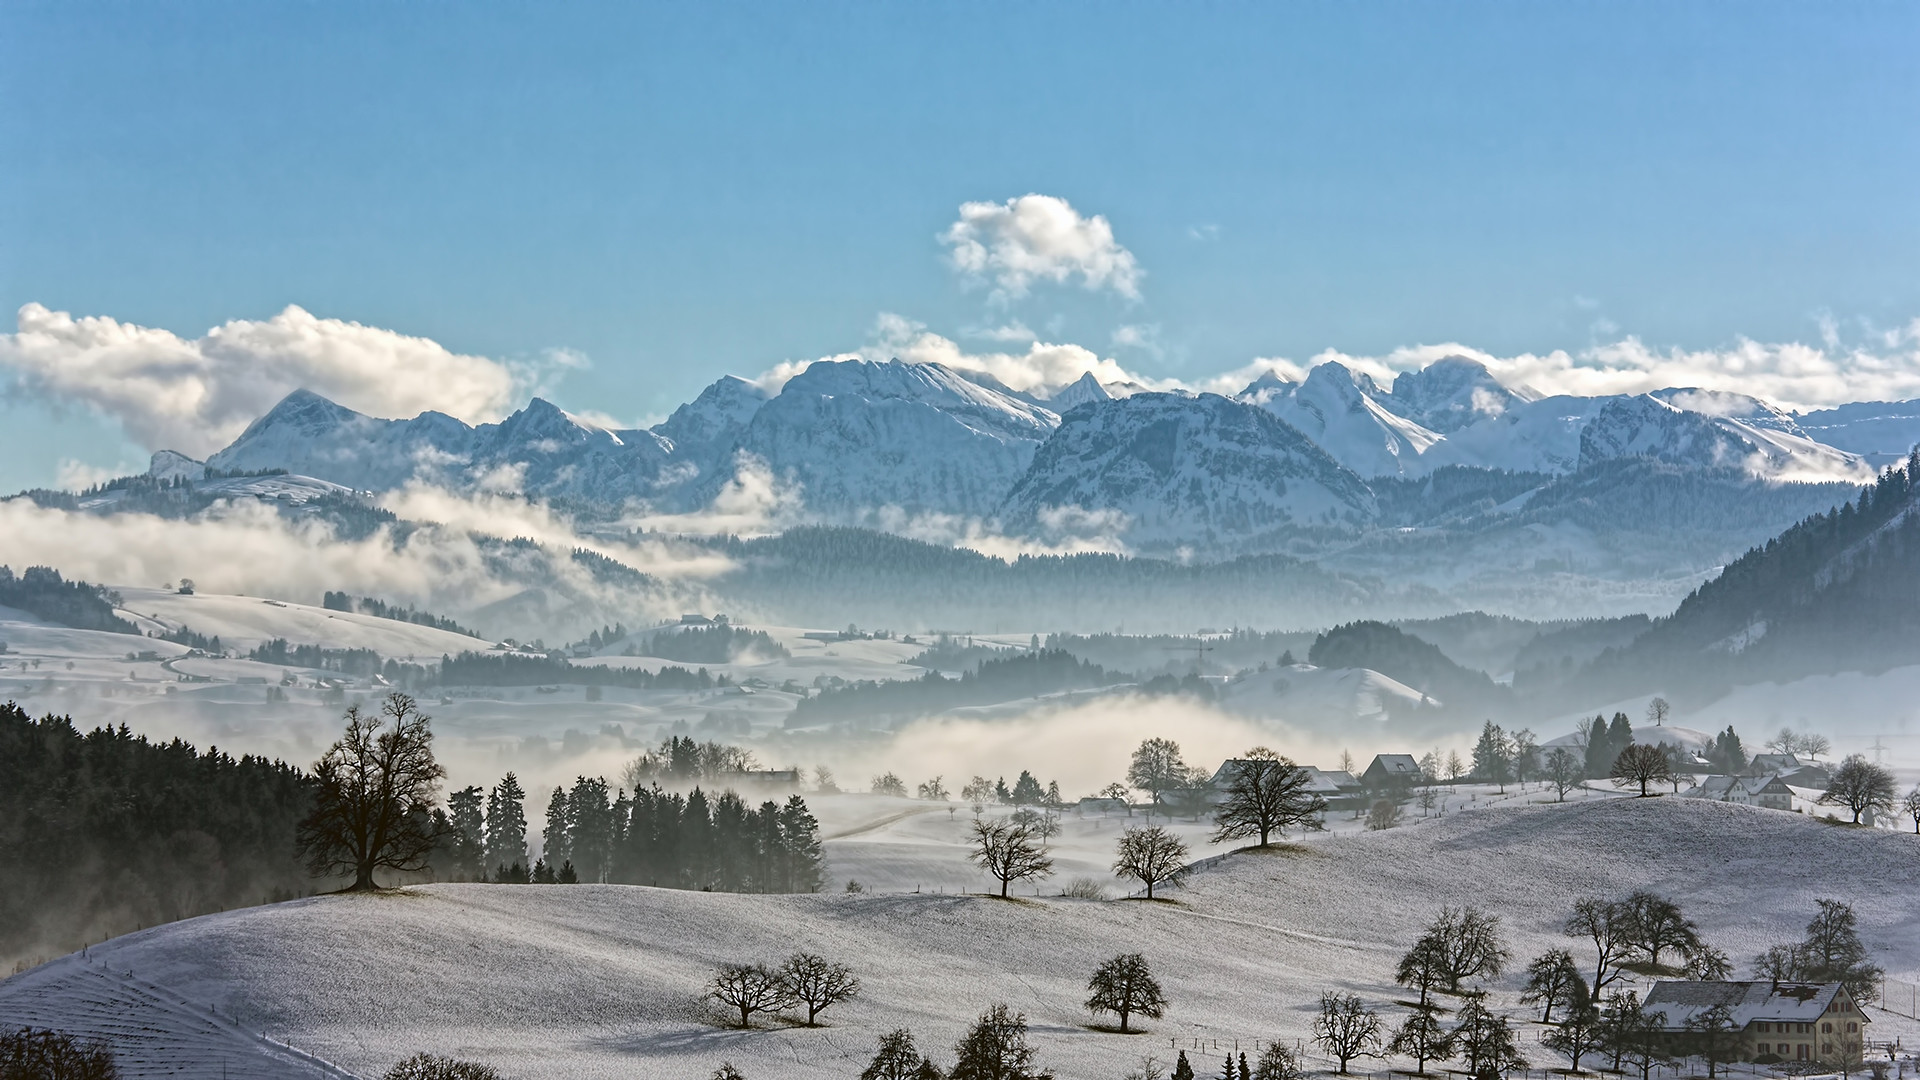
top-left (1619, 891), bottom-right (1701, 970)
top-left (1211, 748), bottom-right (1326, 847)
top-left (1819, 755), bottom-right (1897, 823)
top-left (1085, 953), bottom-right (1167, 1033)
top-left (1645, 697), bottom-right (1670, 727)
top-left (708, 962), bottom-right (794, 1028)
top-left (968, 817), bottom-right (1053, 898)
top-left (297, 693), bottom-right (446, 891)
top-left (1112, 825), bottom-right (1188, 899)
top-left (1610, 744), bottom-right (1672, 797)
top-left (1545, 747), bottom-right (1583, 802)
top-left (1388, 1006), bottom-right (1454, 1075)
top-left (1904, 783), bottom-right (1920, 833)
top-left (1564, 897), bottom-right (1632, 990)
top-left (1313, 992), bottom-right (1382, 1073)
top-left (779, 952), bottom-right (860, 1026)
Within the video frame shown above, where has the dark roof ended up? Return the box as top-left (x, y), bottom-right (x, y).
top-left (1642, 982), bottom-right (1853, 1030)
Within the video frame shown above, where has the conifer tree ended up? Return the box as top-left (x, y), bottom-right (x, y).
top-left (446, 785), bottom-right (486, 879)
top-left (542, 786), bottom-right (572, 871)
top-left (485, 773), bottom-right (528, 874)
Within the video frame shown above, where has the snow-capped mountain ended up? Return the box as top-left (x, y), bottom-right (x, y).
top-left (1238, 362), bottom-right (1442, 477)
top-left (204, 389), bottom-right (673, 498)
top-left (998, 391), bottom-right (1376, 549)
top-left (1578, 394), bottom-right (1866, 479)
top-left (1044, 371), bottom-right (1115, 413)
top-left (717, 358), bottom-right (1061, 517)
top-left (1381, 356), bottom-right (1530, 434)
top-left (1411, 394), bottom-right (1614, 475)
top-left (1793, 399), bottom-right (1920, 466)
top-left (651, 375), bottom-right (771, 477)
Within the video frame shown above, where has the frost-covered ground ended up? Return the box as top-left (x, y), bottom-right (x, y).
top-left (5, 797), bottom-right (1915, 1080)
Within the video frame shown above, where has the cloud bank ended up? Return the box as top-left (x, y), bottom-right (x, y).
top-left (942, 194), bottom-right (1142, 301)
top-left (0, 303), bottom-right (574, 458)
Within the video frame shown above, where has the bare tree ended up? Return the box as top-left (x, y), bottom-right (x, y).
top-left (1128, 738), bottom-right (1188, 809)
top-left (1085, 953), bottom-right (1167, 1033)
top-left (297, 693), bottom-right (446, 891)
top-left (1619, 891), bottom-right (1701, 970)
top-left (1519, 949), bottom-right (1583, 1023)
top-left (1545, 748), bottom-right (1582, 802)
top-left (917, 776), bottom-right (949, 801)
top-left (1409, 907), bottom-right (1510, 993)
top-left (1113, 825), bottom-right (1189, 900)
top-left (1211, 748), bottom-right (1327, 847)
top-left (708, 962), bottom-right (794, 1028)
top-left (1645, 697), bottom-right (1670, 727)
top-left (779, 952), bottom-right (860, 1026)
top-left (1565, 897), bottom-right (1632, 990)
top-left (1395, 934), bottom-right (1449, 1008)
top-left (950, 1003), bottom-right (1047, 1080)
top-left (1610, 745), bottom-right (1672, 797)
top-left (1819, 755), bottom-right (1897, 823)
top-left (861, 1029), bottom-right (934, 1080)
top-left (1313, 992), bottom-right (1382, 1074)
top-left (1452, 1000), bottom-right (1526, 1080)
top-left (968, 817), bottom-right (1053, 898)
top-left (1388, 1006), bottom-right (1454, 1075)
top-left (1541, 990), bottom-right (1601, 1072)
top-left (872, 772), bottom-right (908, 797)
top-left (1904, 783), bottom-right (1920, 833)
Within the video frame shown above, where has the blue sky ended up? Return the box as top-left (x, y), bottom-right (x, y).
top-left (2, 1), bottom-right (1918, 489)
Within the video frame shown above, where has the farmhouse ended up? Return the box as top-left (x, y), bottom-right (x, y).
top-left (1642, 981), bottom-right (1869, 1065)
top-left (1361, 753), bottom-right (1423, 790)
top-left (1682, 774), bottom-right (1794, 811)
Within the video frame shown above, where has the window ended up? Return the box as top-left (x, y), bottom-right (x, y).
top-left (1758, 1023), bottom-right (1770, 1033)
top-left (1846, 1023), bottom-right (1856, 1033)
top-left (1758, 1044), bottom-right (1771, 1054)
top-left (1823, 1023), bottom-right (1832, 1033)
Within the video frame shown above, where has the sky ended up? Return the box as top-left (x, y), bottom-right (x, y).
top-left (2, 1), bottom-right (1918, 489)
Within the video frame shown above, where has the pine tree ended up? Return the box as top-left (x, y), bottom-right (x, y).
top-left (543, 786), bottom-right (572, 870)
top-left (485, 773), bottom-right (528, 873)
top-left (446, 785), bottom-right (486, 879)
top-left (1173, 1051), bottom-right (1195, 1080)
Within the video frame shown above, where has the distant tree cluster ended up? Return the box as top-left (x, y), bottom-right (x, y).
top-left (0, 566), bottom-right (135, 634)
top-left (442, 766), bottom-right (823, 893)
top-left (322, 591), bottom-right (482, 638)
top-left (438, 650), bottom-right (724, 690)
top-left (0, 702), bottom-right (315, 968)
top-left (0, 1027), bottom-right (119, 1079)
top-left (622, 735), bottom-right (760, 787)
top-left (1308, 622), bottom-right (1508, 717)
top-left (635, 624), bottom-right (790, 663)
top-left (789, 649), bottom-right (1126, 726)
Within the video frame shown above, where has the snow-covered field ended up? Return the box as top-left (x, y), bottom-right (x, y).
top-left (5, 797), bottom-right (1915, 1080)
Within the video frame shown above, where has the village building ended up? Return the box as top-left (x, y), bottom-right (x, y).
top-left (1360, 753), bottom-right (1423, 791)
top-left (1682, 773), bottom-right (1794, 811)
top-left (1642, 981), bottom-right (1869, 1065)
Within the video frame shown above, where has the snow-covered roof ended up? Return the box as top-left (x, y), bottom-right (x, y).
top-left (1642, 982), bottom-right (1857, 1030)
top-left (1364, 754), bottom-right (1422, 778)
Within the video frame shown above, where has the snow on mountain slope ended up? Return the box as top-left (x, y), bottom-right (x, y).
top-left (722, 358), bottom-right (1060, 517)
top-left (1410, 395), bottom-right (1610, 475)
top-left (1239, 363), bottom-right (1442, 477)
top-left (1579, 394), bottom-right (1867, 480)
top-left (1218, 662), bottom-right (1432, 727)
top-left (650, 375), bottom-right (772, 478)
top-left (5, 799), bottom-right (1912, 1079)
top-left (113, 587), bottom-right (490, 656)
top-left (203, 390), bottom-right (674, 498)
top-left (205, 389), bottom-right (476, 490)
top-left (1381, 355), bottom-right (1530, 434)
top-left (1797, 398), bottom-right (1920, 466)
top-left (1000, 392), bottom-right (1377, 548)
top-left (1043, 370), bottom-right (1115, 412)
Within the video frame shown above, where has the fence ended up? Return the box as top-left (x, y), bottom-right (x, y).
top-left (1882, 978), bottom-right (1920, 1020)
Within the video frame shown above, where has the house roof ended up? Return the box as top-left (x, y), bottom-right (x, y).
top-left (1365, 754), bottom-right (1422, 777)
top-left (1642, 982), bottom-right (1854, 1030)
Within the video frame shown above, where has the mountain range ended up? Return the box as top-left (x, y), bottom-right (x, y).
top-left (186, 355), bottom-right (1920, 522)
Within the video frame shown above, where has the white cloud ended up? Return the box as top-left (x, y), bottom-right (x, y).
top-left (0, 303), bottom-right (573, 458)
top-left (941, 194), bottom-right (1142, 301)
top-left (1307, 320), bottom-right (1920, 412)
